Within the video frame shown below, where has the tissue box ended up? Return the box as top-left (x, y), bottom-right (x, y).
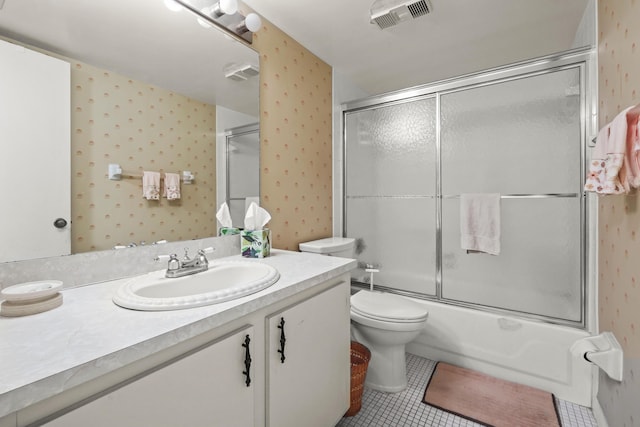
top-left (241, 228), bottom-right (271, 258)
top-left (219, 227), bottom-right (242, 236)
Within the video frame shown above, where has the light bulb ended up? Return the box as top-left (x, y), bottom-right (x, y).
top-left (245, 13), bottom-right (262, 32)
top-left (164, 0), bottom-right (182, 12)
top-left (219, 0), bottom-right (238, 15)
top-left (237, 13), bottom-right (262, 33)
top-left (197, 7), bottom-right (213, 27)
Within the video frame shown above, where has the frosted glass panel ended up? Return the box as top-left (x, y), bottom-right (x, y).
top-left (441, 68), bottom-right (581, 195)
top-left (227, 130), bottom-right (259, 227)
top-left (441, 198), bottom-right (581, 321)
top-left (228, 199), bottom-right (245, 228)
top-left (346, 198), bottom-right (436, 295)
top-left (228, 132), bottom-right (259, 198)
top-left (345, 98), bottom-right (436, 196)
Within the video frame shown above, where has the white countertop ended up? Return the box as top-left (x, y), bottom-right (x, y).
top-left (0, 250), bottom-right (356, 418)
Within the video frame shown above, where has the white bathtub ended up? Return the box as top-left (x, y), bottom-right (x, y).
top-left (404, 298), bottom-right (595, 407)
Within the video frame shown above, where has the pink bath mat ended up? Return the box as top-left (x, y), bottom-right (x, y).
top-left (423, 362), bottom-right (561, 427)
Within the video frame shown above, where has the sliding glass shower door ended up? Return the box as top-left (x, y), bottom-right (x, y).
top-left (439, 68), bottom-right (583, 322)
top-left (343, 52), bottom-right (588, 325)
top-left (345, 97), bottom-right (437, 295)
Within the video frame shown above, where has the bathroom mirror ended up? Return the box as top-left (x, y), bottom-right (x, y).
top-left (0, 0), bottom-right (259, 261)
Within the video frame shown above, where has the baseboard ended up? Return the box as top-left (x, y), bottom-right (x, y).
top-left (591, 399), bottom-right (609, 427)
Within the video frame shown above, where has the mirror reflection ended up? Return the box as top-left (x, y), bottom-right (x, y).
top-left (0, 0), bottom-right (259, 262)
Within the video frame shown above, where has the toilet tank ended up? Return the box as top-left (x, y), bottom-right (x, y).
top-left (298, 237), bottom-right (355, 258)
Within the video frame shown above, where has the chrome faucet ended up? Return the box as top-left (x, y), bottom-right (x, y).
top-left (155, 247), bottom-right (214, 278)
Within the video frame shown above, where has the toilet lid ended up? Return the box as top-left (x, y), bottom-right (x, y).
top-left (351, 290), bottom-right (428, 322)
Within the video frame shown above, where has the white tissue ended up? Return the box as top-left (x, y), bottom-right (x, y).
top-left (216, 203), bottom-right (233, 228)
top-left (244, 202), bottom-right (271, 231)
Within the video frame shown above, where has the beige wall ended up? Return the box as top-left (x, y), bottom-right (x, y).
top-left (252, 20), bottom-right (333, 251)
top-left (597, 1), bottom-right (640, 424)
top-left (71, 61), bottom-right (217, 253)
top-left (598, 0), bottom-right (640, 359)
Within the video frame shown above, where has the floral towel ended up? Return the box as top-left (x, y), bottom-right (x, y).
top-left (142, 171), bottom-right (160, 200)
top-left (584, 106), bottom-right (636, 194)
top-left (163, 172), bottom-right (181, 200)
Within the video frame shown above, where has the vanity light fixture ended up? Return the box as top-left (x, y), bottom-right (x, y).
top-left (171, 0), bottom-right (261, 44)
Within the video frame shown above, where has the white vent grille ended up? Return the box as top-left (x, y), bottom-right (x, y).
top-left (370, 0), bottom-right (432, 29)
top-left (224, 63), bottom-right (259, 81)
top-left (408, 0), bottom-right (430, 18)
top-left (373, 14), bottom-right (397, 29)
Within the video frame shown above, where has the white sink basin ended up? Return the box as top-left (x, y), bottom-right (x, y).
top-left (113, 261), bottom-right (280, 311)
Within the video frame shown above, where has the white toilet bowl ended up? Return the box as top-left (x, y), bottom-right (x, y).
top-left (350, 290), bottom-right (428, 393)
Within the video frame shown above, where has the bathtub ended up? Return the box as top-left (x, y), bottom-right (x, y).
top-left (404, 298), bottom-right (595, 407)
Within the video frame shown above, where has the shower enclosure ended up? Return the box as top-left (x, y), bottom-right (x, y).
top-left (225, 123), bottom-right (260, 227)
top-left (343, 50), bottom-right (593, 327)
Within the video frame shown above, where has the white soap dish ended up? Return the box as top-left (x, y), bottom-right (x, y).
top-left (1, 293), bottom-right (63, 317)
top-left (1, 280), bottom-right (63, 303)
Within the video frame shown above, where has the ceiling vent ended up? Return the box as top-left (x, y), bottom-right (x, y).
top-left (224, 63), bottom-right (259, 81)
top-left (370, 0), bottom-right (432, 29)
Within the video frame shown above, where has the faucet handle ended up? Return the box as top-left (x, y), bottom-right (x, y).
top-left (167, 254), bottom-right (180, 271)
top-left (154, 253), bottom-right (181, 271)
top-left (183, 247), bottom-right (191, 261)
top-left (197, 247), bottom-right (214, 265)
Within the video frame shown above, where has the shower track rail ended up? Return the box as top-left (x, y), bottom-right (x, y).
top-left (347, 193), bottom-right (581, 199)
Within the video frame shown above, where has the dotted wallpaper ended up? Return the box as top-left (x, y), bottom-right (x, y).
top-left (252, 19), bottom-right (333, 251)
top-left (71, 61), bottom-right (217, 253)
top-left (598, 0), bottom-right (640, 358)
top-left (598, 0), bottom-right (640, 425)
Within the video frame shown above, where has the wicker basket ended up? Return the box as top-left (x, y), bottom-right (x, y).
top-left (344, 341), bottom-right (371, 417)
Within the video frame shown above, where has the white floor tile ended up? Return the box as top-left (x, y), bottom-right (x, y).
top-left (336, 353), bottom-right (597, 427)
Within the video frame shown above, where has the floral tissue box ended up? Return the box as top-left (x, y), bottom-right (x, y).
top-left (219, 227), bottom-right (242, 236)
top-left (241, 228), bottom-right (271, 258)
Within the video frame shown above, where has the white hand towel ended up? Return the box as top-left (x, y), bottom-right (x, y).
top-left (142, 171), bottom-right (160, 200)
top-left (163, 172), bottom-right (181, 200)
top-left (460, 193), bottom-right (501, 255)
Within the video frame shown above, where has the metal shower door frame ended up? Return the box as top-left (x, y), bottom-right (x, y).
top-left (342, 47), bottom-right (595, 328)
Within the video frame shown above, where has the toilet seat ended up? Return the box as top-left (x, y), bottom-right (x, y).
top-left (350, 290), bottom-right (428, 323)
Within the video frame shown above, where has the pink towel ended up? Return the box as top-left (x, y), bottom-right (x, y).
top-left (460, 194), bottom-right (501, 255)
top-left (142, 171), bottom-right (160, 200)
top-left (163, 172), bottom-right (181, 200)
top-left (624, 106), bottom-right (640, 188)
top-left (585, 106), bottom-right (634, 194)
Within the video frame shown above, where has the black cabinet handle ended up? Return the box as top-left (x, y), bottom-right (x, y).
top-left (277, 317), bottom-right (286, 363)
top-left (242, 334), bottom-right (251, 387)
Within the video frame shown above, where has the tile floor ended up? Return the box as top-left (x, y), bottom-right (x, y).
top-left (336, 354), bottom-right (598, 427)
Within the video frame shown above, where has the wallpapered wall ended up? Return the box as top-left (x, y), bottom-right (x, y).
top-left (71, 61), bottom-right (217, 253)
top-left (597, 1), bottom-right (640, 425)
top-left (252, 20), bottom-right (333, 251)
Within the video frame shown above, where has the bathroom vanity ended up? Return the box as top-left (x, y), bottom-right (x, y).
top-left (0, 250), bottom-right (355, 427)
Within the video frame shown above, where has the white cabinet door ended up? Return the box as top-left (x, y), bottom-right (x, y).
top-left (44, 326), bottom-right (256, 427)
top-left (0, 39), bottom-right (70, 262)
top-left (267, 282), bottom-right (350, 427)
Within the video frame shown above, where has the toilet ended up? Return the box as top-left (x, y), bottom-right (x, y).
top-left (298, 237), bottom-right (356, 258)
top-left (350, 290), bottom-right (428, 392)
top-left (298, 237), bottom-right (429, 393)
